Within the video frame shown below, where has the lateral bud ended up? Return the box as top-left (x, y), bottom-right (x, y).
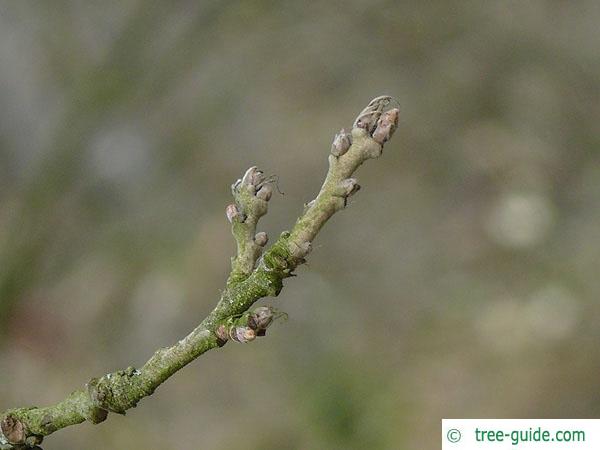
top-left (230, 326), bottom-right (256, 343)
top-left (331, 128), bottom-right (352, 156)
top-left (353, 95), bottom-right (392, 133)
top-left (339, 178), bottom-right (361, 197)
top-left (355, 113), bottom-right (376, 133)
top-left (225, 204), bottom-right (241, 223)
top-left (256, 184), bottom-right (273, 201)
top-left (215, 325), bottom-right (229, 346)
top-left (372, 108), bottom-right (399, 145)
top-left (254, 231), bottom-right (269, 247)
top-left (248, 306), bottom-right (275, 333)
top-left (241, 166), bottom-right (264, 190)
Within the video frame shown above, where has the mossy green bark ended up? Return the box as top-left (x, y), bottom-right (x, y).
top-left (0, 96), bottom-right (397, 449)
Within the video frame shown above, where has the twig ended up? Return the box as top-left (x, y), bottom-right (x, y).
top-left (0, 96), bottom-right (399, 449)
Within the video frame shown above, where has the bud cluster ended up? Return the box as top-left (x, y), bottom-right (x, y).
top-left (215, 306), bottom-right (279, 345)
top-left (226, 166), bottom-right (278, 277)
top-left (233, 166), bottom-right (272, 197)
top-left (372, 108), bottom-right (399, 145)
top-left (351, 95), bottom-right (399, 149)
top-left (227, 166), bottom-right (275, 223)
top-left (353, 95), bottom-right (392, 132)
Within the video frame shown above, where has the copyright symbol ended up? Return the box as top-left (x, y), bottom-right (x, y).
top-left (447, 428), bottom-right (461, 443)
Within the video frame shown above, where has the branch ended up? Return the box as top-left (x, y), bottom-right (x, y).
top-left (0, 96), bottom-right (399, 449)
top-left (226, 166), bottom-right (272, 283)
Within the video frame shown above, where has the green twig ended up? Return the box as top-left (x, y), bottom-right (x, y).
top-left (0, 96), bottom-right (399, 449)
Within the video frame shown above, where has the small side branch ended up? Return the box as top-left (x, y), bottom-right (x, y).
top-left (288, 96), bottom-right (398, 257)
top-left (226, 167), bottom-right (273, 283)
top-left (0, 96), bottom-right (399, 449)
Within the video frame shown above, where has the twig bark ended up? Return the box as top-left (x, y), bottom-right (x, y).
top-left (0, 96), bottom-right (399, 449)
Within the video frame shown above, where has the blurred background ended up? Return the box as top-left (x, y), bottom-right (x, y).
top-left (0, 1), bottom-right (599, 449)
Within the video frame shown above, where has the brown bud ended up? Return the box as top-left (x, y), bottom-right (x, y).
top-left (230, 326), bottom-right (256, 343)
top-left (254, 232), bottom-right (268, 247)
top-left (1, 416), bottom-right (26, 445)
top-left (241, 166), bottom-right (264, 188)
top-left (339, 178), bottom-right (361, 197)
top-left (215, 325), bottom-right (229, 345)
top-left (355, 113), bottom-right (377, 132)
top-left (248, 306), bottom-right (274, 331)
top-left (226, 204), bottom-right (240, 223)
top-left (256, 184), bottom-right (273, 201)
top-left (372, 108), bottom-right (399, 144)
top-left (353, 95), bottom-right (392, 132)
top-left (331, 128), bottom-right (352, 156)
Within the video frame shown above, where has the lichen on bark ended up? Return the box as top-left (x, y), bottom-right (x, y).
top-left (0, 96), bottom-right (399, 449)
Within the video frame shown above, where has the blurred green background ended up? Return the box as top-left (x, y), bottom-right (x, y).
top-left (1, 1), bottom-right (599, 449)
